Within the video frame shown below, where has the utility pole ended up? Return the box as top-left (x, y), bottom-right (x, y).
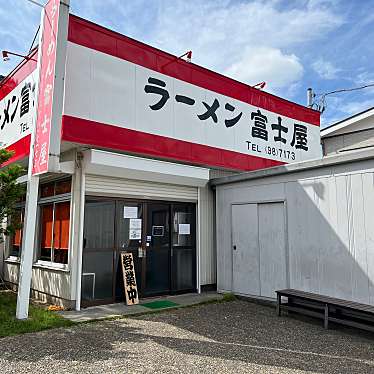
top-left (307, 88), bottom-right (314, 108)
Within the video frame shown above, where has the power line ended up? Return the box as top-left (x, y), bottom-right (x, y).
top-left (316, 82), bottom-right (374, 98)
top-left (25, 0), bottom-right (45, 8)
top-left (28, 25), bottom-right (40, 53)
top-left (313, 83), bottom-right (374, 113)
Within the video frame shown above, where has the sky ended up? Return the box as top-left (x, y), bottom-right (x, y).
top-left (0, 0), bottom-right (373, 127)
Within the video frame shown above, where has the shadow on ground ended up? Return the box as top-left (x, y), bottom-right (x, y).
top-left (1, 300), bottom-right (374, 373)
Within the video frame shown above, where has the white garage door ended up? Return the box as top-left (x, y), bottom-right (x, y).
top-left (232, 202), bottom-right (287, 299)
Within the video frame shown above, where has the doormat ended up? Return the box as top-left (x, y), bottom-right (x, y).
top-left (142, 300), bottom-right (179, 309)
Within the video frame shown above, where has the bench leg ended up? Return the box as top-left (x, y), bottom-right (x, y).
top-left (324, 304), bottom-right (329, 329)
top-left (276, 293), bottom-right (281, 316)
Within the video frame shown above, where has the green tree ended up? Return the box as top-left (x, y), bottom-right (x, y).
top-left (0, 149), bottom-right (24, 242)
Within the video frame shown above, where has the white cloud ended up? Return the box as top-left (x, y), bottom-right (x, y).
top-left (311, 58), bottom-right (341, 79)
top-left (72, 0), bottom-right (343, 99)
top-left (224, 47), bottom-right (304, 94)
top-left (2, 0), bottom-right (344, 102)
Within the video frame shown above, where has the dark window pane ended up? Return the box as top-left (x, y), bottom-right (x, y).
top-left (173, 248), bottom-right (194, 290)
top-left (55, 179), bottom-right (71, 195)
top-left (82, 251), bottom-right (114, 300)
top-left (116, 203), bottom-right (143, 250)
top-left (40, 183), bottom-right (55, 198)
top-left (84, 201), bottom-right (115, 249)
top-left (54, 248), bottom-right (68, 264)
top-left (10, 209), bottom-right (23, 257)
top-left (53, 202), bottom-right (70, 264)
top-left (172, 206), bottom-right (194, 247)
top-left (40, 204), bottom-right (53, 261)
top-left (40, 247), bottom-right (52, 261)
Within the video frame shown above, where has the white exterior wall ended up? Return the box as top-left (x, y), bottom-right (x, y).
top-left (2, 162), bottom-right (80, 307)
top-left (199, 169), bottom-right (238, 286)
top-left (3, 263), bottom-right (70, 301)
top-left (216, 158), bottom-right (374, 305)
top-left (85, 174), bottom-right (198, 201)
top-left (323, 128), bottom-right (374, 155)
top-left (198, 184), bottom-right (215, 285)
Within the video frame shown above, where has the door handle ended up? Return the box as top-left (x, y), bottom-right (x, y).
top-left (233, 245), bottom-right (237, 251)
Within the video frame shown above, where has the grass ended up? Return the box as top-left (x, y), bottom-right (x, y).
top-left (222, 293), bottom-right (236, 302)
top-left (0, 291), bottom-right (75, 338)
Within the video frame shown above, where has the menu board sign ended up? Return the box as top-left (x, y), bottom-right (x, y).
top-left (120, 252), bottom-right (139, 305)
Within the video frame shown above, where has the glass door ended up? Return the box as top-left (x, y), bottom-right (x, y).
top-left (115, 201), bottom-right (144, 300)
top-left (81, 200), bottom-right (116, 305)
top-left (171, 203), bottom-right (196, 293)
top-left (144, 203), bottom-right (171, 296)
top-left (82, 198), bottom-right (197, 305)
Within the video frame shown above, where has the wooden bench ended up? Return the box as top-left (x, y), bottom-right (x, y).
top-left (276, 289), bottom-right (374, 333)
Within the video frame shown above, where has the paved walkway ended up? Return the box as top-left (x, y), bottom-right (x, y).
top-left (60, 292), bottom-right (224, 322)
top-left (2, 300), bottom-right (374, 373)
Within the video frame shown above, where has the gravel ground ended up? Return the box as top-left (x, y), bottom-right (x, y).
top-left (1, 300), bottom-right (374, 373)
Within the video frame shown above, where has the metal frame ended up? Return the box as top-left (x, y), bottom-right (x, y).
top-left (276, 289), bottom-right (374, 333)
top-left (80, 196), bottom-right (197, 307)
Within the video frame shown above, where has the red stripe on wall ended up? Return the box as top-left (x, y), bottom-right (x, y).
top-left (67, 15), bottom-right (320, 127)
top-left (0, 49), bottom-right (38, 102)
top-left (2, 135), bottom-right (31, 166)
top-left (61, 115), bottom-right (284, 171)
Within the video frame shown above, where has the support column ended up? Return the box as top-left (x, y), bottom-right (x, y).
top-left (75, 159), bottom-right (85, 311)
top-left (16, 175), bottom-right (39, 319)
top-left (196, 187), bottom-right (202, 294)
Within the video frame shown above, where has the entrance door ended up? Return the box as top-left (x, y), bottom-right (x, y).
top-left (258, 202), bottom-right (287, 298)
top-left (144, 203), bottom-right (171, 296)
top-left (231, 202), bottom-right (287, 299)
top-left (171, 203), bottom-right (196, 293)
top-left (115, 201), bottom-right (144, 301)
top-left (81, 198), bottom-right (196, 305)
top-left (231, 204), bottom-right (260, 296)
top-left (81, 200), bottom-right (116, 305)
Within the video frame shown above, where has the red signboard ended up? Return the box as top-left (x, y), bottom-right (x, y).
top-left (32, 0), bottom-right (60, 175)
top-left (62, 16), bottom-right (321, 171)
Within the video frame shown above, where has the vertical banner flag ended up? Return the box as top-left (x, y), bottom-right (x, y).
top-left (32, 0), bottom-right (59, 174)
top-left (32, 0), bottom-right (69, 174)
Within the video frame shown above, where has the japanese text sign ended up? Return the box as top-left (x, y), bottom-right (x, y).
top-left (0, 72), bottom-right (36, 149)
top-left (120, 252), bottom-right (139, 305)
top-left (64, 40), bottom-right (322, 168)
top-left (32, 0), bottom-right (60, 175)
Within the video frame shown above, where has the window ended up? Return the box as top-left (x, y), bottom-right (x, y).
top-left (39, 201), bottom-right (71, 264)
top-left (9, 208), bottom-right (25, 258)
top-left (38, 178), bottom-right (72, 265)
top-left (40, 179), bottom-right (71, 198)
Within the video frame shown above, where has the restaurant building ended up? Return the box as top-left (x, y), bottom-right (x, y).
top-left (0, 1), bottom-right (321, 309)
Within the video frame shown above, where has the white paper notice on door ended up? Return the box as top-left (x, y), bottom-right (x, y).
top-left (129, 219), bottom-right (142, 230)
top-left (129, 229), bottom-right (141, 240)
top-left (179, 223), bottom-right (190, 235)
top-left (124, 206), bottom-right (138, 219)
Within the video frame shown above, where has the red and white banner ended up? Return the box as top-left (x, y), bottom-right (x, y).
top-left (62, 16), bottom-right (321, 171)
top-left (0, 49), bottom-right (38, 164)
top-left (32, 0), bottom-right (60, 174)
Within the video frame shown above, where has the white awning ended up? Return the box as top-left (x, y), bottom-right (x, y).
top-left (82, 149), bottom-right (210, 187)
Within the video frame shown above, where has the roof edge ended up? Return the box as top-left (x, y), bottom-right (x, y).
top-left (321, 106), bottom-right (374, 138)
top-left (211, 148), bottom-right (374, 187)
top-left (68, 14), bottom-right (320, 120)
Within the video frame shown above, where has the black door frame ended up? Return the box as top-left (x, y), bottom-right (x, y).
top-left (82, 196), bottom-right (197, 306)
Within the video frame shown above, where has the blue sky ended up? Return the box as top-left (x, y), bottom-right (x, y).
top-left (1, 0), bottom-right (373, 127)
